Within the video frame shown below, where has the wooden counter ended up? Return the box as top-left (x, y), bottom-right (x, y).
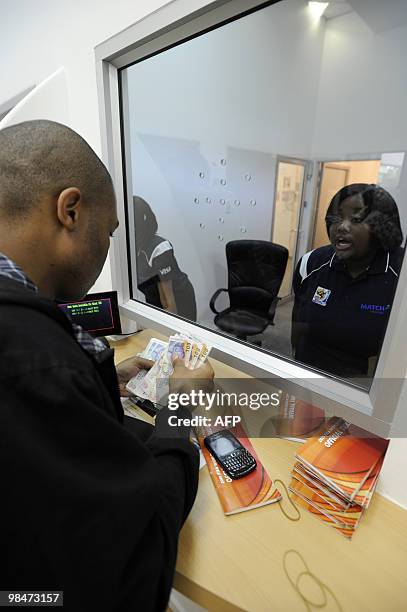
top-left (112, 330), bottom-right (407, 612)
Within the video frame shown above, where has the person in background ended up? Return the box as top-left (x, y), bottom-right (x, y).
top-left (134, 196), bottom-right (197, 321)
top-left (0, 120), bottom-right (213, 611)
top-left (292, 183), bottom-right (404, 378)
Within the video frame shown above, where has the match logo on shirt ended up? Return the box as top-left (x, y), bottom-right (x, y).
top-left (312, 286), bottom-right (331, 306)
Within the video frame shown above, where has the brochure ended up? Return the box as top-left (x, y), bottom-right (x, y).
top-left (289, 417), bottom-right (388, 538)
top-left (295, 417), bottom-right (389, 503)
top-left (197, 423), bottom-right (282, 515)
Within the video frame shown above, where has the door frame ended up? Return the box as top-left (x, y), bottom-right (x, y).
top-left (310, 162), bottom-right (350, 250)
top-left (270, 155), bottom-right (308, 297)
top-left (307, 155), bottom-right (383, 252)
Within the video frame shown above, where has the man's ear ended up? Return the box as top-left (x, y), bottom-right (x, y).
top-left (56, 187), bottom-right (82, 230)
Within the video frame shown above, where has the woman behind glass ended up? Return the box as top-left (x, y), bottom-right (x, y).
top-left (292, 184), bottom-right (404, 378)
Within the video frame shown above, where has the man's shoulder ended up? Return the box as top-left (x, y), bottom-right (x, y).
top-left (0, 284), bottom-right (91, 376)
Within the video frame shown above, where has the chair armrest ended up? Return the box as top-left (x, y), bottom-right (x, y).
top-left (210, 288), bottom-right (228, 314)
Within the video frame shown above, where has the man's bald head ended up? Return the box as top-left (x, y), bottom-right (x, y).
top-left (0, 120), bottom-right (118, 300)
top-left (0, 120), bottom-right (114, 218)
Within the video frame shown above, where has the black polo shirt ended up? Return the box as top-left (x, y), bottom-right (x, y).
top-left (292, 245), bottom-right (404, 377)
top-left (137, 234), bottom-right (197, 320)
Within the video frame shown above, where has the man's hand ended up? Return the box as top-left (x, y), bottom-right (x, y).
top-left (116, 356), bottom-right (154, 397)
top-left (169, 358), bottom-right (214, 397)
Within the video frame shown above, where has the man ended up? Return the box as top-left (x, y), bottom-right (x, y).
top-left (0, 120), bottom-right (213, 611)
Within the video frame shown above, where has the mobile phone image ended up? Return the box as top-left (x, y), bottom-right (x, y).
top-left (204, 429), bottom-right (257, 479)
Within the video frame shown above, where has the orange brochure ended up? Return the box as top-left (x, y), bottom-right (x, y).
top-left (296, 417), bottom-right (389, 502)
top-left (197, 423), bottom-right (282, 515)
top-left (291, 472), bottom-right (345, 511)
top-left (290, 474), bottom-right (364, 525)
top-left (289, 484), bottom-right (356, 539)
top-left (351, 455), bottom-right (384, 509)
top-left (292, 462), bottom-right (350, 509)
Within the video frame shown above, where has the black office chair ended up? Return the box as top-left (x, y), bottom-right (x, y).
top-left (210, 240), bottom-right (288, 342)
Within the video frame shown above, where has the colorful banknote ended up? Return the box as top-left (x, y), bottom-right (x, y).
top-left (126, 334), bottom-right (212, 404)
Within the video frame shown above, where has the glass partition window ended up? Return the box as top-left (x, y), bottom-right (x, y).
top-left (119, 0), bottom-right (407, 390)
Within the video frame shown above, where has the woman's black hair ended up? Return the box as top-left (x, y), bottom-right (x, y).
top-left (133, 196), bottom-right (158, 247)
top-left (325, 183), bottom-right (403, 251)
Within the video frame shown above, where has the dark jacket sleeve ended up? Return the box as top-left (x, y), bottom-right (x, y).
top-left (147, 406), bottom-right (199, 517)
top-left (1, 364), bottom-right (198, 612)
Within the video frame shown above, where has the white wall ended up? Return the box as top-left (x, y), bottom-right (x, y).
top-left (126, 0), bottom-right (325, 155)
top-left (313, 12), bottom-right (407, 157)
top-left (378, 377), bottom-right (407, 508)
top-left (312, 11), bottom-right (407, 231)
top-left (0, 68), bottom-right (70, 129)
top-left (0, 0), bottom-right (172, 292)
top-left (125, 0), bottom-right (325, 321)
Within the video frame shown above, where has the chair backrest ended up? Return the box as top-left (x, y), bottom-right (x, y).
top-left (225, 240), bottom-right (288, 312)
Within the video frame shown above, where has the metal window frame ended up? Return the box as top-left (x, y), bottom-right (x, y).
top-left (95, 0), bottom-right (407, 437)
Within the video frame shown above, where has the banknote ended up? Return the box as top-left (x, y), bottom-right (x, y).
top-left (125, 369), bottom-right (149, 397)
top-left (168, 335), bottom-right (186, 360)
top-left (183, 338), bottom-right (193, 368)
top-left (196, 343), bottom-right (211, 369)
top-left (126, 333), bottom-right (212, 405)
top-left (189, 341), bottom-right (202, 369)
top-left (140, 338), bottom-right (168, 361)
top-left (137, 357), bottom-right (165, 402)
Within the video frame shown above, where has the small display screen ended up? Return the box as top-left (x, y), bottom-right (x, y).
top-left (58, 291), bottom-right (122, 337)
top-left (209, 434), bottom-right (240, 458)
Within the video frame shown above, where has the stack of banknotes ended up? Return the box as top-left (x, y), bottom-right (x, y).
top-left (126, 334), bottom-right (212, 405)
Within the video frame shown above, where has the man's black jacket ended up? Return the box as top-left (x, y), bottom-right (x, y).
top-left (0, 277), bottom-right (199, 611)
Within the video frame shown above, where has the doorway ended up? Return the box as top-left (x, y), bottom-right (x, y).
top-left (271, 158), bottom-right (307, 297)
top-left (312, 159), bottom-right (381, 250)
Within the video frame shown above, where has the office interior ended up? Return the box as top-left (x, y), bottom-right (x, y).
top-left (1, 0), bottom-right (407, 610)
top-left (121, 0), bottom-right (407, 380)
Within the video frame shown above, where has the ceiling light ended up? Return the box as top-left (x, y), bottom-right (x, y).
top-left (308, 2), bottom-right (329, 20)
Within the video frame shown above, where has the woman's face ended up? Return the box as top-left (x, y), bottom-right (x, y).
top-left (328, 195), bottom-right (373, 261)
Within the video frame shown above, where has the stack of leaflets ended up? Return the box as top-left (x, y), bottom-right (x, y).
top-left (126, 335), bottom-right (212, 406)
top-left (196, 422), bottom-right (282, 515)
top-left (288, 417), bottom-right (389, 538)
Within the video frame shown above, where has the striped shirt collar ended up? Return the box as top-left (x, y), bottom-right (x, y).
top-left (0, 252), bottom-right (106, 354)
top-left (330, 247), bottom-right (391, 275)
